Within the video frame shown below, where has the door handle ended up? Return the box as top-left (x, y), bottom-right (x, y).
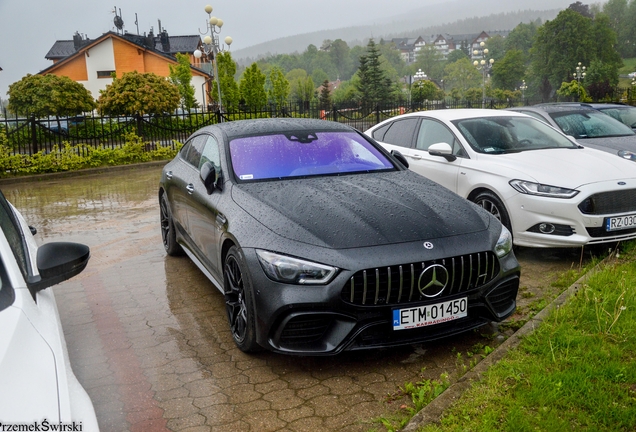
top-left (216, 213), bottom-right (227, 226)
top-left (166, 171), bottom-right (173, 180)
top-left (409, 153), bottom-right (422, 160)
top-left (186, 184), bottom-right (194, 194)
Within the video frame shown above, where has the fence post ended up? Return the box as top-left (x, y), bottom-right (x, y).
top-left (30, 114), bottom-right (38, 155)
top-left (135, 113), bottom-right (143, 139)
top-left (332, 105), bottom-right (338, 123)
top-left (375, 105), bottom-right (380, 125)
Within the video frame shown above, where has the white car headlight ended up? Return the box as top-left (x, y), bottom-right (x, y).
top-left (495, 225), bottom-right (513, 258)
top-left (618, 150), bottom-right (636, 162)
top-left (256, 250), bottom-right (338, 285)
top-left (509, 179), bottom-right (579, 198)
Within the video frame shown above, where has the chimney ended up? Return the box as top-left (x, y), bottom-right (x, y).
top-left (160, 30), bottom-right (170, 52)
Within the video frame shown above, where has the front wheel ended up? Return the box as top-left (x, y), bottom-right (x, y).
top-left (473, 191), bottom-right (512, 233)
top-left (223, 246), bottom-right (260, 353)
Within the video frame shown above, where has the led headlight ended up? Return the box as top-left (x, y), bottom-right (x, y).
top-left (495, 225), bottom-right (513, 258)
top-left (509, 179), bottom-right (579, 199)
top-left (256, 250), bottom-right (338, 285)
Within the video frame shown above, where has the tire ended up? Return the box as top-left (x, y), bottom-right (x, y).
top-left (473, 191), bottom-right (512, 233)
top-left (160, 194), bottom-right (184, 256)
top-left (223, 246), bottom-right (260, 353)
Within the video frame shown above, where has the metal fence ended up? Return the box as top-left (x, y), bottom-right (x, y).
top-left (0, 95), bottom-right (633, 156)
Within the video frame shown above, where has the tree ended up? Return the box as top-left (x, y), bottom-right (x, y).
top-left (169, 53), bottom-right (197, 110)
top-left (602, 0), bottom-right (632, 57)
top-left (491, 50), bottom-right (526, 91)
top-left (319, 79), bottom-right (331, 109)
top-left (268, 66), bottom-right (290, 109)
top-left (97, 71), bottom-right (180, 115)
top-left (329, 39), bottom-right (352, 79)
top-left (530, 9), bottom-right (596, 99)
top-left (557, 80), bottom-right (591, 101)
top-left (355, 39), bottom-right (393, 106)
top-left (505, 21), bottom-right (539, 55)
top-left (569, 1), bottom-right (593, 18)
top-left (446, 49), bottom-right (469, 64)
top-left (485, 35), bottom-right (506, 62)
top-left (239, 63), bottom-right (267, 110)
top-left (216, 52), bottom-right (240, 110)
top-left (443, 57), bottom-right (482, 98)
top-left (413, 46), bottom-right (444, 81)
top-left (411, 80), bottom-right (444, 104)
top-left (8, 74), bottom-right (96, 117)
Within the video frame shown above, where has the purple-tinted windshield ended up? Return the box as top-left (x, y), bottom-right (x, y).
top-left (229, 131), bottom-right (395, 181)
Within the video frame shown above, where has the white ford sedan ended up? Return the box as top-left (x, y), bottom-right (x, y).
top-left (0, 190), bottom-right (99, 429)
top-left (365, 109), bottom-right (636, 248)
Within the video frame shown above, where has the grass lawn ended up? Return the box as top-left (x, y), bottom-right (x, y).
top-left (415, 241), bottom-right (636, 432)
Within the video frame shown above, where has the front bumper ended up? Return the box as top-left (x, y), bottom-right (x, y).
top-left (243, 243), bottom-right (520, 355)
top-left (506, 182), bottom-right (636, 248)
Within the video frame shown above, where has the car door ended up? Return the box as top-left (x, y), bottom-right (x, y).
top-left (407, 118), bottom-right (464, 192)
top-left (185, 134), bottom-right (224, 280)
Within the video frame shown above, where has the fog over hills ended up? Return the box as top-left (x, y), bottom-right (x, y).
top-left (233, 0), bottom-right (575, 63)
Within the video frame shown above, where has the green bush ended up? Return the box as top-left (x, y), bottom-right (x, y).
top-left (0, 132), bottom-right (181, 177)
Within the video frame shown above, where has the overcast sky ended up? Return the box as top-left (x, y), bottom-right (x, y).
top-left (0, 0), bottom-right (439, 98)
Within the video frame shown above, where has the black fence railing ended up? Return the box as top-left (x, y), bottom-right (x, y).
top-left (1, 94), bottom-right (634, 156)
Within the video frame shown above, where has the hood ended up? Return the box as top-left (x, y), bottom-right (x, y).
top-left (483, 147), bottom-right (636, 188)
top-left (232, 170), bottom-right (491, 249)
top-left (576, 135), bottom-right (636, 153)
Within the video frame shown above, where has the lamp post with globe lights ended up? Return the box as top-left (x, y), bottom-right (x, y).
top-left (473, 42), bottom-right (494, 108)
top-left (194, 4), bottom-right (233, 113)
top-left (519, 80), bottom-right (527, 103)
top-left (573, 62), bottom-right (586, 83)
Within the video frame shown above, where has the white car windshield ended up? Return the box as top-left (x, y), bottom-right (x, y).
top-left (452, 116), bottom-right (579, 154)
top-left (229, 131), bottom-right (395, 181)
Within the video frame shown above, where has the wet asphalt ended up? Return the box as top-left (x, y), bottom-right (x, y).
top-left (0, 164), bottom-right (590, 432)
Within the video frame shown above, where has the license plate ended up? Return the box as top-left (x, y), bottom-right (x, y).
top-left (393, 297), bottom-right (467, 330)
top-left (605, 213), bottom-right (636, 232)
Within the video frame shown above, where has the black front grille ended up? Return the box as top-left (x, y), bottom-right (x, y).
top-left (279, 315), bottom-right (333, 346)
top-left (342, 251), bottom-right (500, 306)
top-left (578, 189), bottom-right (636, 215)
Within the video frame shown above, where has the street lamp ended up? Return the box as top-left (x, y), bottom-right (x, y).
top-left (193, 4), bottom-right (233, 113)
top-left (573, 62), bottom-right (586, 83)
top-left (520, 80), bottom-right (527, 102)
top-left (473, 42), bottom-right (494, 108)
top-left (414, 69), bottom-right (427, 81)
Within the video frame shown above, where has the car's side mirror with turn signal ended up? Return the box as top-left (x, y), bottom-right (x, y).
top-left (428, 142), bottom-right (457, 161)
top-left (200, 161), bottom-right (223, 194)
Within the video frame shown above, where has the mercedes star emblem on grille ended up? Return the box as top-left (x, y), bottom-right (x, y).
top-left (418, 264), bottom-right (449, 298)
top-left (423, 242), bottom-right (434, 249)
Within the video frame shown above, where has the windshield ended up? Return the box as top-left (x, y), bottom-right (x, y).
top-left (229, 131), bottom-right (395, 181)
top-left (452, 116), bottom-right (578, 154)
top-left (596, 107), bottom-right (636, 130)
top-left (549, 110), bottom-right (635, 139)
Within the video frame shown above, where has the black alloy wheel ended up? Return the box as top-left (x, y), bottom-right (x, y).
top-left (473, 191), bottom-right (512, 233)
top-left (160, 194), bottom-right (184, 256)
top-left (223, 246), bottom-right (259, 352)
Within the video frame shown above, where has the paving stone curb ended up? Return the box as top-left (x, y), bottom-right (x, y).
top-left (403, 267), bottom-right (596, 431)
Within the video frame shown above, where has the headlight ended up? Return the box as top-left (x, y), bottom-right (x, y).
top-left (618, 150), bottom-right (636, 162)
top-left (509, 179), bottom-right (579, 198)
top-left (495, 225), bottom-right (513, 258)
top-left (256, 250), bottom-right (338, 285)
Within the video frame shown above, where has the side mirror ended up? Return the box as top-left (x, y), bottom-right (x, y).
top-left (27, 242), bottom-right (90, 297)
top-left (428, 142), bottom-right (457, 161)
top-left (390, 150), bottom-right (409, 169)
top-left (200, 161), bottom-right (223, 194)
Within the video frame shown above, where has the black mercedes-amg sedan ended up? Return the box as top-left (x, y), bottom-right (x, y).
top-left (159, 118), bottom-right (520, 355)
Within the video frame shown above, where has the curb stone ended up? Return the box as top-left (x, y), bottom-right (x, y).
top-left (403, 269), bottom-right (594, 431)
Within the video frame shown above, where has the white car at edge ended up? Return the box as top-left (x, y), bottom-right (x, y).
top-left (365, 109), bottom-right (636, 248)
top-left (0, 190), bottom-right (99, 429)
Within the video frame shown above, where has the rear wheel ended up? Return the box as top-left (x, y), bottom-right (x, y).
top-left (473, 191), bottom-right (512, 233)
top-left (160, 194), bottom-right (184, 256)
top-left (224, 246), bottom-right (260, 353)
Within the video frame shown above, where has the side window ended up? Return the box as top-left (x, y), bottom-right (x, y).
top-left (380, 118), bottom-right (419, 148)
top-left (416, 119), bottom-right (460, 154)
top-left (184, 135), bottom-right (207, 167)
top-left (371, 123), bottom-right (391, 141)
top-left (199, 135), bottom-right (221, 172)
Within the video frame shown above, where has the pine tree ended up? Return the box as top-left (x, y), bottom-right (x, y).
top-left (355, 39), bottom-right (392, 106)
top-left (319, 80), bottom-right (331, 109)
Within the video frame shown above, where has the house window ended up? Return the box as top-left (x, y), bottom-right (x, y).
top-left (97, 70), bottom-right (115, 78)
